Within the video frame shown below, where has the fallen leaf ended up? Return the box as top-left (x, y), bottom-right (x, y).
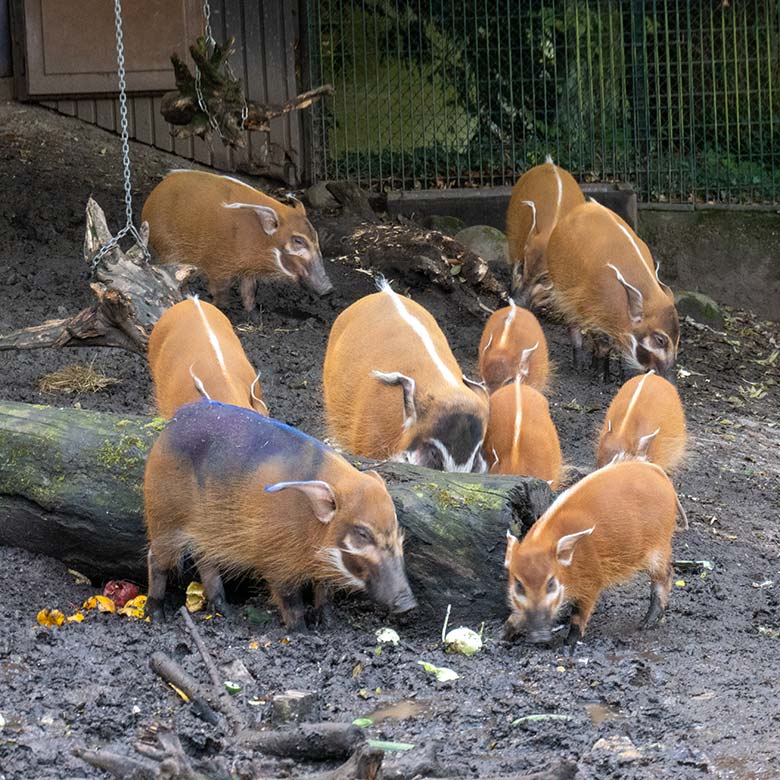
top-left (169, 684), bottom-right (190, 702)
top-left (37, 609), bottom-right (65, 627)
top-left (418, 660), bottom-right (459, 682)
top-left (185, 582), bottom-right (206, 613)
top-left (512, 713), bottom-right (573, 726)
top-left (352, 717), bottom-right (373, 728)
top-left (68, 569), bottom-right (91, 586)
top-left (367, 739), bottom-right (415, 752)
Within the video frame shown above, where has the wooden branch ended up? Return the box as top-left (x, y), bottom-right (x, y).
top-left (0, 401), bottom-right (553, 620)
top-left (178, 607), bottom-right (244, 731)
top-left (160, 36), bottom-right (333, 147)
top-left (306, 743), bottom-right (384, 780)
top-left (148, 652), bottom-right (222, 727)
top-left (0, 199), bottom-right (196, 354)
top-left (237, 722), bottom-right (364, 760)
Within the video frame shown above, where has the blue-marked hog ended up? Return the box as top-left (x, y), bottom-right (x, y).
top-left (144, 401), bottom-right (415, 628)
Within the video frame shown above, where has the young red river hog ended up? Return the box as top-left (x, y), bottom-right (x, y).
top-left (144, 400), bottom-right (415, 627)
top-left (323, 280), bottom-right (489, 472)
top-left (147, 297), bottom-right (267, 418)
top-left (484, 380), bottom-right (562, 488)
top-left (503, 460), bottom-right (686, 647)
top-left (506, 156), bottom-right (585, 306)
top-left (141, 170), bottom-right (332, 317)
top-left (546, 200), bottom-right (680, 379)
top-left (597, 370), bottom-right (687, 471)
top-left (478, 300), bottom-right (550, 393)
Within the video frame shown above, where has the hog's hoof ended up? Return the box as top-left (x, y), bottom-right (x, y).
top-left (146, 598), bottom-right (166, 623)
top-left (210, 598), bottom-right (232, 618)
top-left (501, 619), bottom-right (521, 643)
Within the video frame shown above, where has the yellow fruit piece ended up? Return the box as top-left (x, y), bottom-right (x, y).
top-left (37, 609), bottom-right (65, 627)
top-left (185, 582), bottom-right (206, 613)
top-left (168, 684), bottom-right (190, 702)
top-left (83, 595), bottom-right (116, 613)
top-left (118, 595), bottom-right (147, 619)
top-left (66, 612), bottom-right (85, 623)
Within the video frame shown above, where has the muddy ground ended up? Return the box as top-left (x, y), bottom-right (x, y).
top-left (1, 101), bottom-right (779, 780)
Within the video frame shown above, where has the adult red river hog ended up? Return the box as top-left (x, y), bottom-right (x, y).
top-left (142, 170), bottom-right (333, 316)
top-left (323, 281), bottom-right (489, 472)
top-left (503, 460), bottom-right (685, 648)
top-left (546, 200), bottom-right (680, 379)
top-left (144, 400), bottom-right (415, 628)
top-left (478, 300), bottom-right (550, 393)
top-left (147, 297), bottom-right (267, 418)
top-left (484, 380), bottom-right (562, 489)
top-left (506, 156), bottom-right (585, 306)
top-left (597, 370), bottom-right (687, 471)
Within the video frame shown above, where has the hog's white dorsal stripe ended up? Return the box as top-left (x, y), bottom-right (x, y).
top-left (593, 200), bottom-right (658, 286)
top-left (379, 280), bottom-right (459, 387)
top-left (529, 461), bottom-right (621, 541)
top-left (498, 298), bottom-right (518, 348)
top-left (618, 370), bottom-right (655, 438)
top-left (551, 162), bottom-right (563, 219)
top-left (511, 378), bottom-right (523, 465)
top-left (191, 296), bottom-right (228, 377)
top-left (168, 168), bottom-right (259, 195)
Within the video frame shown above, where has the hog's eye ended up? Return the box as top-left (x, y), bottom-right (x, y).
top-left (652, 333), bottom-right (667, 349)
top-left (353, 525), bottom-right (375, 545)
top-left (514, 580), bottom-right (525, 596)
top-left (546, 577), bottom-right (557, 594)
top-left (291, 235), bottom-right (307, 249)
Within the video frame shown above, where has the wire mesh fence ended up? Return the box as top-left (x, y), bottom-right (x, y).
top-left (306, 0), bottom-right (780, 205)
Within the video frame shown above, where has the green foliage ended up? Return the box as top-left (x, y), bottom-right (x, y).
top-left (309, 0), bottom-right (780, 203)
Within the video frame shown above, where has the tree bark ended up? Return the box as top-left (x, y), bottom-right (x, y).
top-left (0, 401), bottom-right (552, 620)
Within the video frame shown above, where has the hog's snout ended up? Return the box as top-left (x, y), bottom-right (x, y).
top-left (366, 557), bottom-right (416, 614)
top-left (300, 256), bottom-right (334, 297)
top-left (524, 611), bottom-right (554, 644)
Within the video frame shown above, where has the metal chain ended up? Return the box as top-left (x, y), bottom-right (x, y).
top-left (91, 0), bottom-right (149, 270)
top-left (195, 0), bottom-right (248, 135)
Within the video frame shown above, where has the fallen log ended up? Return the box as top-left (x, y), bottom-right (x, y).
top-left (0, 401), bottom-right (552, 620)
top-left (0, 199), bottom-right (196, 354)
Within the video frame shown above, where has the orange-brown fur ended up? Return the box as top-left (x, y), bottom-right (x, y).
top-left (597, 371), bottom-right (687, 471)
top-left (478, 303), bottom-right (550, 393)
top-left (506, 158), bottom-right (585, 304)
top-left (142, 170), bottom-right (329, 313)
top-left (504, 461), bottom-right (680, 644)
top-left (147, 298), bottom-right (266, 418)
top-left (546, 201), bottom-right (680, 375)
top-left (144, 411), bottom-right (410, 627)
top-left (484, 381), bottom-right (562, 488)
top-left (323, 284), bottom-right (489, 472)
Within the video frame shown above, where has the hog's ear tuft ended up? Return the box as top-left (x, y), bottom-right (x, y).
top-left (504, 530), bottom-right (519, 569)
top-left (265, 480), bottom-right (337, 523)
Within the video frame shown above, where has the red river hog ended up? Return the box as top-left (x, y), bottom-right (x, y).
top-left (546, 200), bottom-right (680, 378)
top-left (144, 400), bottom-right (415, 627)
top-left (503, 460), bottom-right (684, 647)
top-left (506, 156), bottom-right (585, 306)
top-left (478, 300), bottom-right (550, 393)
top-left (484, 380), bottom-right (562, 488)
top-left (597, 370), bottom-right (687, 471)
top-left (142, 170), bottom-right (332, 316)
top-left (323, 280), bottom-right (489, 472)
top-left (147, 297), bottom-right (266, 418)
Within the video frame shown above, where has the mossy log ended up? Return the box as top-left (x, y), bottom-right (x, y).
top-left (0, 401), bottom-right (552, 620)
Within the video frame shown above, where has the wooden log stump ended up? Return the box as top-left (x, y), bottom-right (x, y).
top-left (0, 401), bottom-right (552, 620)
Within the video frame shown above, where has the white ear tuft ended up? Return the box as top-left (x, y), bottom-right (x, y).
top-left (265, 480), bottom-right (337, 523)
top-left (556, 527), bottom-right (595, 566)
top-left (504, 530), bottom-right (519, 569)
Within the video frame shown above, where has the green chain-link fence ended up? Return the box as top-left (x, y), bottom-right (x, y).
top-left (306, 0), bottom-right (780, 205)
